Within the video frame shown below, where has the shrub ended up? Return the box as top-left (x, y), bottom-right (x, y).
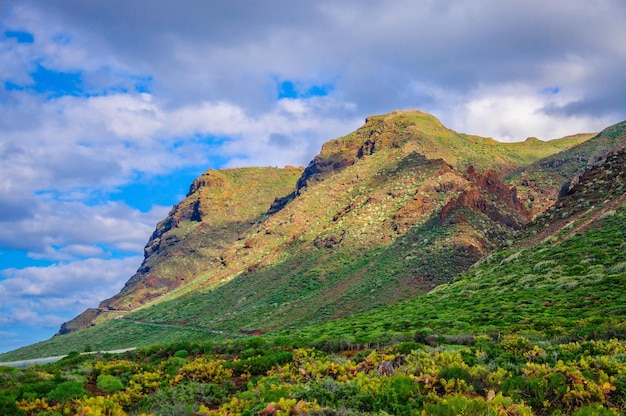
top-left (19, 381), bottom-right (57, 400)
top-left (165, 356), bottom-right (188, 376)
top-left (174, 349), bottom-right (189, 359)
top-left (134, 382), bottom-right (229, 415)
top-left (533, 260), bottom-right (557, 271)
top-left (176, 357), bottom-right (233, 384)
top-left (226, 351), bottom-right (293, 376)
top-left (414, 327), bottom-right (434, 343)
top-left (439, 366), bottom-right (472, 384)
top-left (0, 393), bottom-right (25, 416)
top-left (393, 341), bottom-right (424, 355)
top-left (423, 394), bottom-right (493, 415)
top-left (572, 404), bottom-right (617, 415)
top-left (46, 381), bottom-right (86, 403)
top-left (96, 375), bottom-right (124, 393)
top-left (608, 262), bottom-right (626, 274)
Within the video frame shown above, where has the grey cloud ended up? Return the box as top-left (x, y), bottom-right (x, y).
top-left (28, 0), bottom-right (323, 47)
top-left (0, 190), bottom-right (37, 222)
top-left (541, 64), bottom-right (626, 118)
top-left (7, 0), bottom-right (626, 123)
top-left (269, 133), bottom-right (297, 148)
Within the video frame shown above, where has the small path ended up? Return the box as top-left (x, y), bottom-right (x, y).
top-left (118, 316), bottom-right (230, 335)
top-left (0, 348), bottom-right (136, 369)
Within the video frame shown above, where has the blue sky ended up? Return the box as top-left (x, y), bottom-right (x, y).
top-left (1, 0), bottom-right (626, 354)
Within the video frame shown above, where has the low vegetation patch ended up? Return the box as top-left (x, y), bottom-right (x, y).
top-left (3, 337), bottom-right (626, 415)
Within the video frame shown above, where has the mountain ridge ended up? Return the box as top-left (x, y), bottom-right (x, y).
top-left (78, 110), bottom-right (546, 329)
top-left (52, 110), bottom-right (613, 336)
top-left (6, 109), bottom-right (626, 361)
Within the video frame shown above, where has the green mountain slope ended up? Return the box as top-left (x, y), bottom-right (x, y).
top-left (285, 145), bottom-right (626, 345)
top-left (3, 111), bottom-right (619, 361)
top-left (5, 118), bottom-right (626, 416)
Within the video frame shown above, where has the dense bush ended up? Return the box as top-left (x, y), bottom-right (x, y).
top-left (45, 381), bottom-right (86, 403)
top-left (225, 351), bottom-right (293, 376)
top-left (134, 382), bottom-right (230, 415)
top-left (174, 349), bottom-right (189, 359)
top-left (96, 374), bottom-right (124, 393)
top-left (0, 393), bottom-right (25, 416)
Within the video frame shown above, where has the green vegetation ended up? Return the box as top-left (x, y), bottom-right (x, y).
top-left (286, 204), bottom-right (626, 346)
top-left (88, 166), bottom-right (304, 315)
top-left (96, 375), bottom-right (124, 393)
top-left (506, 121), bottom-right (626, 215)
top-left (4, 337), bottom-right (626, 414)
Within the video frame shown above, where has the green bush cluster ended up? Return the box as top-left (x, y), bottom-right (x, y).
top-left (96, 374), bottom-right (124, 393)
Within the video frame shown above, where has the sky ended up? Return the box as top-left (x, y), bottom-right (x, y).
top-left (1, 0), bottom-right (626, 354)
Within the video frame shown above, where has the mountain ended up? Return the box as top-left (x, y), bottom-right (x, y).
top-left (5, 110), bottom-right (626, 361)
top-left (6, 140), bottom-right (626, 416)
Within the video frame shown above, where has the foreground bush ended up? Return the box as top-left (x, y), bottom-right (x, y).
top-left (5, 338), bottom-right (626, 415)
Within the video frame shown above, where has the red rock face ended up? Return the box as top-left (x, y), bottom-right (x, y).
top-left (440, 168), bottom-right (529, 230)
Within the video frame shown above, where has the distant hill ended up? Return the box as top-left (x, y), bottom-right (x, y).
top-left (5, 110), bottom-right (626, 361)
top-left (505, 122), bottom-right (625, 216)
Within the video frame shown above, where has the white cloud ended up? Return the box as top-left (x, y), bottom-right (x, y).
top-left (0, 200), bottom-right (168, 257)
top-left (442, 83), bottom-right (617, 141)
top-left (0, 256), bottom-right (142, 327)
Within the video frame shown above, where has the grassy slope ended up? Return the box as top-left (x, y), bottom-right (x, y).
top-left (291, 205), bottom-right (626, 344)
top-left (60, 167), bottom-right (303, 333)
top-left (107, 166), bottom-right (305, 310)
top-left (103, 112), bottom-right (546, 328)
top-left (499, 133), bottom-right (594, 165)
top-left (4, 148), bottom-right (624, 359)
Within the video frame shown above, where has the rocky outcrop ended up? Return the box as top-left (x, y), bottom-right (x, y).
top-left (56, 308), bottom-right (101, 335)
top-left (440, 168), bottom-right (529, 230)
top-left (508, 121), bottom-right (625, 218)
top-left (527, 146), bottom-right (626, 245)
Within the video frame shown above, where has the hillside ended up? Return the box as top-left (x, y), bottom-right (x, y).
top-left (3, 110), bottom-right (621, 362)
top-left (284, 144), bottom-right (626, 345)
top-left (62, 112), bottom-right (577, 331)
top-left (505, 122), bottom-right (626, 216)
